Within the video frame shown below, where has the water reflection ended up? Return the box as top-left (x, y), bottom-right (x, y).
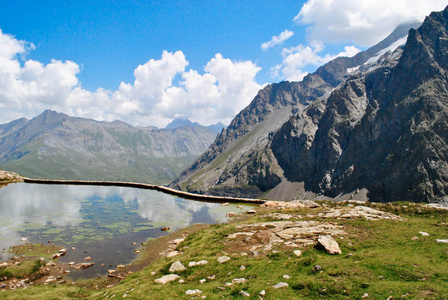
top-left (0, 183), bottom-right (252, 276)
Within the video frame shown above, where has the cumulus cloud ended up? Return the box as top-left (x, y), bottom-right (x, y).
top-left (273, 40), bottom-right (360, 81)
top-left (0, 30), bottom-right (262, 127)
top-left (261, 30), bottom-right (294, 50)
top-left (295, 0), bottom-right (447, 46)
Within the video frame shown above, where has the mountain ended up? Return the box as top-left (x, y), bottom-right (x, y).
top-left (171, 10), bottom-right (448, 203)
top-left (0, 110), bottom-right (217, 184)
top-left (166, 118), bottom-right (226, 133)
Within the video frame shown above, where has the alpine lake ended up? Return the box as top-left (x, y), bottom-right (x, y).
top-left (0, 182), bottom-right (253, 279)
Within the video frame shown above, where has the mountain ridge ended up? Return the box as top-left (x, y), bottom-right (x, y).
top-left (0, 110), bottom-right (217, 184)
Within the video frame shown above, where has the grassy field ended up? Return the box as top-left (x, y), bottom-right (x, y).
top-left (1, 201), bottom-right (448, 299)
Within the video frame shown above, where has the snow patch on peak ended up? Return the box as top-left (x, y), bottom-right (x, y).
top-left (364, 36), bottom-right (408, 65)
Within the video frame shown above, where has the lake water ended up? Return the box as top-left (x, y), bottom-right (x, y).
top-left (0, 182), bottom-right (252, 279)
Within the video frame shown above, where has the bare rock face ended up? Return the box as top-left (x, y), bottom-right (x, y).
top-left (270, 6), bottom-right (448, 203)
top-left (317, 235), bottom-right (342, 255)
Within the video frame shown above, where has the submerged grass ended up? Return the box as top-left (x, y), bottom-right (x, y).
top-left (1, 202), bottom-right (448, 299)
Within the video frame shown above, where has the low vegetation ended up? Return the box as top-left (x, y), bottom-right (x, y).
top-left (1, 201), bottom-right (448, 299)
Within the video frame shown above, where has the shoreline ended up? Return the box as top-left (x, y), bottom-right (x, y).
top-left (23, 178), bottom-right (266, 204)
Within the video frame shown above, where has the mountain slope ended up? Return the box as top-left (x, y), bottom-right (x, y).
top-left (0, 110), bottom-right (217, 184)
top-left (171, 21), bottom-right (421, 197)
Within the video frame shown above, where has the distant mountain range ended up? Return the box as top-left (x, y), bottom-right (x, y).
top-left (165, 118), bottom-right (225, 133)
top-left (0, 110), bottom-right (217, 184)
top-left (172, 7), bottom-right (448, 204)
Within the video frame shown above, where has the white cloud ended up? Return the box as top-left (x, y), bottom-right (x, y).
top-left (295, 0), bottom-right (447, 46)
top-left (274, 40), bottom-right (360, 81)
top-left (0, 30), bottom-right (262, 127)
top-left (261, 30), bottom-right (294, 50)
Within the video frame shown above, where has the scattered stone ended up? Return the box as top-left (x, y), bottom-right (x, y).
top-left (199, 279), bottom-right (206, 284)
top-left (318, 235), bottom-right (342, 255)
top-left (189, 260), bottom-right (209, 267)
top-left (225, 282), bottom-right (233, 287)
top-left (218, 256), bottom-right (230, 263)
top-left (317, 206), bottom-right (402, 221)
top-left (221, 203), bottom-right (229, 207)
top-left (232, 278), bottom-right (246, 284)
top-left (362, 293), bottom-right (369, 298)
top-left (227, 232), bottom-right (255, 239)
top-left (226, 212), bottom-right (237, 217)
top-left (260, 290), bottom-right (266, 296)
top-left (0, 262), bottom-right (7, 267)
top-left (283, 275), bottom-right (291, 279)
top-left (411, 237), bottom-right (419, 240)
top-left (161, 227), bottom-right (170, 231)
top-left (151, 271), bottom-right (156, 276)
top-left (169, 261), bottom-right (187, 273)
top-left (165, 251), bottom-right (180, 258)
top-left (44, 276), bottom-right (57, 284)
top-left (436, 239), bottom-right (448, 243)
top-left (185, 289), bottom-right (202, 295)
top-left (68, 262), bottom-right (75, 266)
top-left (107, 270), bottom-right (116, 274)
top-left (117, 264), bottom-right (126, 268)
top-left (419, 232), bottom-right (430, 236)
top-left (154, 274), bottom-right (180, 284)
top-left (246, 210), bottom-right (257, 214)
top-left (133, 250), bottom-right (140, 254)
top-left (293, 250), bottom-right (302, 257)
top-left (170, 238), bottom-right (185, 245)
top-left (240, 265), bottom-right (246, 271)
top-left (21, 238), bottom-right (27, 241)
top-left (273, 282), bottom-right (289, 289)
top-left (207, 275), bottom-right (216, 280)
top-left (312, 265), bottom-right (323, 273)
top-left (84, 256), bottom-right (92, 261)
top-left (239, 290), bottom-right (250, 297)
top-left (178, 279), bottom-right (185, 283)
top-left (73, 262), bottom-right (94, 269)
top-left (58, 249), bottom-right (67, 255)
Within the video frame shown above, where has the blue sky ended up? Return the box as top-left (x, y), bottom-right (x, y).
top-left (0, 0), bottom-right (446, 127)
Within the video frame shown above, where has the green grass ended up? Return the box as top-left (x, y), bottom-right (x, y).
top-left (1, 202), bottom-right (448, 299)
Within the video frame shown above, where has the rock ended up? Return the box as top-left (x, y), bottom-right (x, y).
top-left (170, 238), bottom-right (185, 245)
top-left (44, 276), bottom-right (56, 284)
top-left (232, 278), bottom-right (246, 284)
top-left (83, 256), bottom-right (92, 261)
top-left (107, 270), bottom-right (116, 274)
top-left (154, 274), bottom-right (180, 284)
top-left (0, 262), bottom-right (7, 267)
top-left (283, 275), bottom-right (291, 279)
top-left (226, 212), bottom-right (237, 217)
top-left (161, 227), bottom-right (170, 231)
top-left (318, 235), bottom-right (342, 255)
top-left (169, 261), bottom-right (187, 273)
top-left (260, 290), bottom-right (266, 296)
top-left (239, 290), bottom-right (250, 297)
top-left (293, 250), bottom-right (302, 257)
top-left (165, 251), bottom-right (180, 258)
top-left (151, 271), bottom-right (156, 276)
top-left (419, 231), bottom-right (430, 236)
top-left (225, 282), bottom-right (233, 287)
top-left (21, 238), bottom-right (27, 241)
top-left (117, 264), bottom-right (126, 268)
top-left (411, 236), bottom-right (419, 240)
top-left (218, 256), bottom-right (230, 263)
top-left (362, 293), bottom-right (369, 298)
top-left (189, 260), bottom-right (208, 267)
top-left (240, 265), bottom-right (246, 271)
top-left (312, 265), bottom-right (323, 273)
top-left (273, 282), bottom-right (289, 289)
top-left (199, 279), bottom-right (206, 284)
top-left (185, 289), bottom-right (202, 295)
top-left (58, 248), bottom-right (67, 255)
top-left (73, 262), bottom-right (94, 269)
top-left (436, 239), bottom-right (448, 243)
top-left (178, 279), bottom-right (185, 283)
top-left (221, 202), bottom-right (229, 206)
top-left (207, 275), bottom-right (216, 280)
top-left (246, 210), bottom-right (257, 214)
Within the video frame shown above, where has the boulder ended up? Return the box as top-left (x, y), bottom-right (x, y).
top-left (273, 282), bottom-right (289, 289)
top-left (155, 274), bottom-right (180, 284)
top-left (218, 256), bottom-right (230, 263)
top-left (318, 235), bottom-right (342, 255)
top-left (73, 262), bottom-right (94, 269)
top-left (169, 261), bottom-right (187, 273)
